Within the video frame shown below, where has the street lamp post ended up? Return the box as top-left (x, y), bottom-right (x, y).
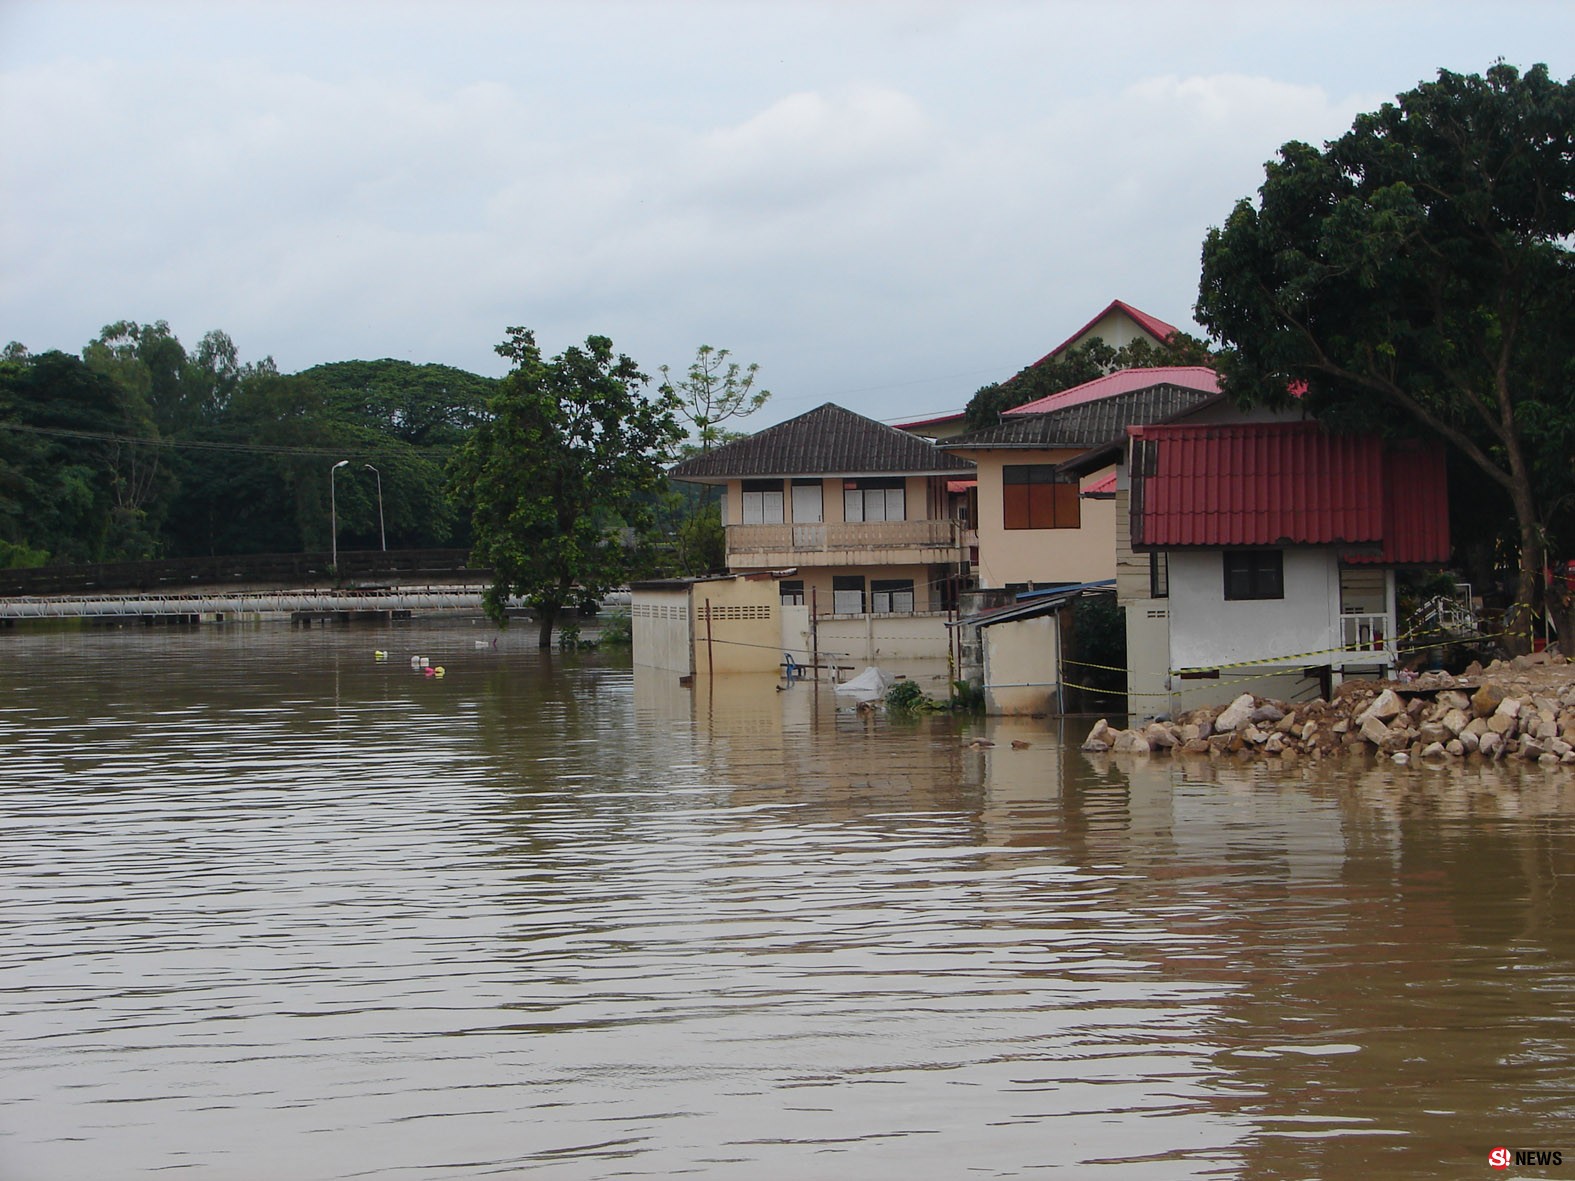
top-left (364, 464), bottom-right (386, 551)
top-left (330, 459), bottom-right (349, 569)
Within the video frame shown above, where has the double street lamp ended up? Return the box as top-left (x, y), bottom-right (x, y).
top-left (330, 459), bottom-right (349, 569)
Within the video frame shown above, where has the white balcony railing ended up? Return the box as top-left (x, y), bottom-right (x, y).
top-left (1340, 612), bottom-right (1396, 662)
top-left (727, 519), bottom-right (961, 555)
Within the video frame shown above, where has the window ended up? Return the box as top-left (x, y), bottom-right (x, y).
top-left (1150, 552), bottom-right (1169, 599)
top-left (843, 478), bottom-right (906, 522)
top-left (1003, 465), bottom-right (1080, 530)
top-left (870, 579), bottom-right (915, 614)
top-left (779, 579), bottom-right (805, 606)
top-left (791, 479), bottom-right (823, 523)
top-left (740, 479), bottom-right (784, 525)
top-left (832, 575), bottom-right (865, 614)
top-left (1223, 550), bottom-right (1283, 600)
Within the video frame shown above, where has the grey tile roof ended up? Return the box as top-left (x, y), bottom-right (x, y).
top-left (942, 384), bottom-right (1220, 451)
top-left (669, 402), bottom-right (975, 481)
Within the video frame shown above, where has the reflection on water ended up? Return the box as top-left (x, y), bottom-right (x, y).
top-left (2, 623), bottom-right (1573, 1179)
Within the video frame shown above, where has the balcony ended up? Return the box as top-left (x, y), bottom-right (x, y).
top-left (726, 519), bottom-right (964, 568)
top-left (1339, 612), bottom-right (1397, 665)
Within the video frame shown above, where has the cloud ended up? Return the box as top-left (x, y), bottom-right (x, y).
top-left (0, 0), bottom-right (1561, 428)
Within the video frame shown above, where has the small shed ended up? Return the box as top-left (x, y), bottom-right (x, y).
top-left (631, 573), bottom-right (785, 676)
top-left (957, 581), bottom-right (1116, 715)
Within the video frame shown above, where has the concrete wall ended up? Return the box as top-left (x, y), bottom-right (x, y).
top-left (1167, 547), bottom-right (1340, 672)
top-left (692, 577), bottom-right (783, 675)
top-left (632, 586), bottom-right (694, 674)
top-left (760, 564), bottom-right (943, 614)
top-left (788, 611), bottom-right (953, 668)
top-left (981, 614), bottom-right (1061, 715)
top-left (633, 576), bottom-right (783, 675)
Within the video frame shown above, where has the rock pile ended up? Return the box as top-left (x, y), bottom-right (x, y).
top-left (1082, 655), bottom-right (1575, 767)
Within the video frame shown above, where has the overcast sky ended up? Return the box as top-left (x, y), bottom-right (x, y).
top-left (3, 1), bottom-right (1572, 428)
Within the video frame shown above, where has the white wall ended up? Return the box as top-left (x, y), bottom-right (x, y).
top-left (632, 588), bottom-right (694, 673)
top-left (1167, 548), bottom-right (1340, 672)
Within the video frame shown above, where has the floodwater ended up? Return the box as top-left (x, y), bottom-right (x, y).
top-left (3, 622), bottom-right (1574, 1180)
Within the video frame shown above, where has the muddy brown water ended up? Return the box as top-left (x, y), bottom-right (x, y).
top-left (2, 622), bottom-right (1572, 1179)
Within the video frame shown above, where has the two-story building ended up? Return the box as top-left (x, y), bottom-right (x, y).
top-left (941, 367), bottom-right (1221, 590)
top-left (662, 403), bottom-right (977, 673)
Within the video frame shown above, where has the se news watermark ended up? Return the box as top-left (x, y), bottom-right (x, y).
top-left (1492, 1148), bottom-right (1564, 1169)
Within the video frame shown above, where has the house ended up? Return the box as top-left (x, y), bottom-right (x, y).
top-left (895, 299), bottom-right (1183, 441)
top-left (941, 368), bottom-right (1220, 590)
top-left (1115, 416), bottom-right (1450, 716)
top-left (663, 403), bottom-right (977, 674)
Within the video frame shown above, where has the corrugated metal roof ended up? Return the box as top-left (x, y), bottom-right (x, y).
top-left (1081, 472), bottom-right (1117, 496)
top-left (1005, 366), bottom-right (1219, 416)
top-left (669, 402), bottom-right (975, 482)
top-left (1348, 439), bottom-right (1451, 565)
top-left (943, 383), bottom-right (1219, 451)
top-left (1130, 422), bottom-right (1449, 563)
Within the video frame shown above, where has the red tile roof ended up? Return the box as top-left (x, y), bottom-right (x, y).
top-left (1005, 365), bottom-right (1220, 417)
top-left (1129, 422), bottom-right (1449, 564)
top-left (1081, 472), bottom-right (1117, 496)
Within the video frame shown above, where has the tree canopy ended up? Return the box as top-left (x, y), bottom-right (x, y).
top-left (1196, 61), bottom-right (1575, 650)
top-left (448, 328), bottom-right (683, 646)
top-left (659, 344), bottom-right (771, 452)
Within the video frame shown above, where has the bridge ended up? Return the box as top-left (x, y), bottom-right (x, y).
top-left (0, 550), bottom-right (512, 623)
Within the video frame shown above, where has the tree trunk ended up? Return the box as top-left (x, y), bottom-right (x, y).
top-left (1503, 479), bottom-right (1542, 657)
top-left (536, 604), bottom-right (557, 649)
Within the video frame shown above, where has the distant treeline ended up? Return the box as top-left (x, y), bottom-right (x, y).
top-left (0, 322), bottom-right (496, 569)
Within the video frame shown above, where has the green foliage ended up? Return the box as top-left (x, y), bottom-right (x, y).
top-left (963, 332), bottom-right (1214, 429)
top-left (884, 679), bottom-right (938, 713)
top-left (1069, 593), bottom-right (1127, 706)
top-left (448, 327), bottom-right (684, 647)
top-left (596, 611), bottom-right (633, 647)
top-left (660, 345), bottom-right (770, 452)
top-left (1196, 61), bottom-right (1575, 649)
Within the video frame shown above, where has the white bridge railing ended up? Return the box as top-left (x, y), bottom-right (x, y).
top-left (0, 585), bottom-right (507, 620)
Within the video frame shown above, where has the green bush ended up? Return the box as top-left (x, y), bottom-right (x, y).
top-left (885, 680), bottom-right (936, 713)
top-left (597, 611), bottom-right (632, 647)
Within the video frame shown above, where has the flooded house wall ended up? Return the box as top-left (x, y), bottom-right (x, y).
top-left (1167, 547), bottom-right (1339, 673)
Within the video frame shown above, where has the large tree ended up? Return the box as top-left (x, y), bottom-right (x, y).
top-left (449, 328), bottom-right (682, 646)
top-left (1196, 62), bottom-right (1575, 652)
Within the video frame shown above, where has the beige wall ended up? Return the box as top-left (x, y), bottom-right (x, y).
top-left (734, 563), bottom-right (943, 614)
top-left (953, 448), bottom-right (1117, 588)
top-left (1064, 308), bottom-right (1161, 353)
top-left (691, 576), bottom-right (783, 675)
top-left (981, 614), bottom-right (1061, 715)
